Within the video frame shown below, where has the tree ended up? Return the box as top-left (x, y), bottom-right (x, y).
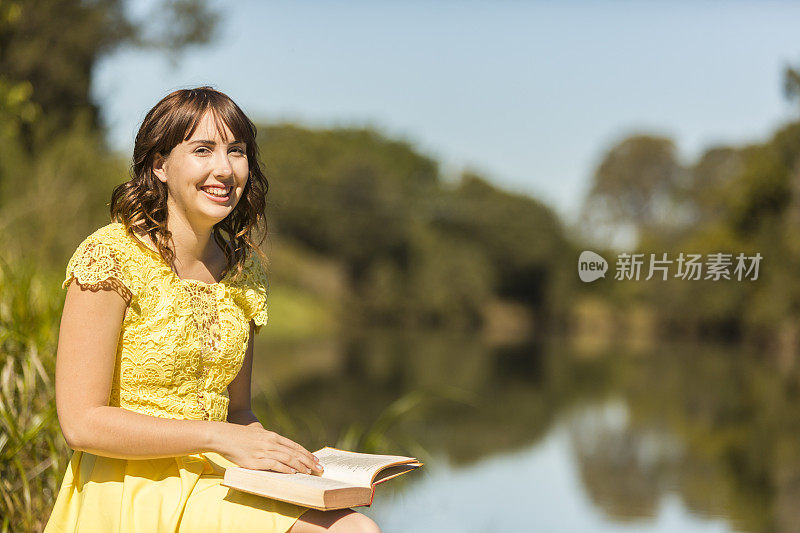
top-left (0, 0), bottom-right (221, 150)
top-left (580, 134), bottom-right (684, 248)
top-left (430, 171), bottom-right (573, 324)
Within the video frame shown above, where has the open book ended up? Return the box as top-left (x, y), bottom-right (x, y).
top-left (221, 446), bottom-right (423, 510)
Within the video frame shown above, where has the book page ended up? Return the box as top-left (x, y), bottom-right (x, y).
top-left (235, 469), bottom-right (356, 490)
top-left (313, 447), bottom-right (416, 487)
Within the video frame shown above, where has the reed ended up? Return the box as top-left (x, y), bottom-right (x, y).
top-left (0, 254), bottom-right (69, 533)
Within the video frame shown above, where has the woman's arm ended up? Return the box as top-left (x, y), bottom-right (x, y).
top-left (56, 279), bottom-right (321, 473)
top-left (55, 280), bottom-right (216, 458)
top-left (226, 320), bottom-right (261, 428)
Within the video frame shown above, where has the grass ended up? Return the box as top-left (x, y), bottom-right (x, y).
top-left (0, 255), bottom-right (69, 533)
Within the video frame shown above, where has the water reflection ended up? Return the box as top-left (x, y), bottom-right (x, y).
top-left (251, 330), bottom-right (798, 532)
top-left (361, 404), bottom-right (731, 533)
top-left (569, 401), bottom-right (683, 521)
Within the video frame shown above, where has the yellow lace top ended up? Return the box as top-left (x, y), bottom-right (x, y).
top-left (62, 221), bottom-right (270, 422)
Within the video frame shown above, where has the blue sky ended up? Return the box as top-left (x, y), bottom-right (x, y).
top-left (92, 0), bottom-right (800, 225)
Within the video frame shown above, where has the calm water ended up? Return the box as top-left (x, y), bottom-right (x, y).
top-left (252, 330), bottom-right (795, 533)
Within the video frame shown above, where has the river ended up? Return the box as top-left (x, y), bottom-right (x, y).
top-left (253, 330), bottom-right (790, 532)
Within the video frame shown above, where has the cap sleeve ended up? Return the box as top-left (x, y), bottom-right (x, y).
top-left (241, 252), bottom-right (270, 334)
top-left (63, 231), bottom-right (134, 304)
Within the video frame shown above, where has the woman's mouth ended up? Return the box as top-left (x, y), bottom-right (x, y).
top-left (201, 186), bottom-right (231, 202)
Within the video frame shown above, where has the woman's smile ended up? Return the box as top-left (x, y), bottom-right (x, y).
top-left (200, 185), bottom-right (232, 202)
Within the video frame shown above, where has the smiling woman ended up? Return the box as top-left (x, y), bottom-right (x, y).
top-left (109, 87), bottom-right (267, 283)
top-left (44, 87), bottom-right (381, 533)
top-left (149, 112), bottom-right (250, 261)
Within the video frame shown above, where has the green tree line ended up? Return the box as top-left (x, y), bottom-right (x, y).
top-left (578, 79), bottom-right (800, 362)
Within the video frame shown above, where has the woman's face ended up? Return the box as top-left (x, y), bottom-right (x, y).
top-left (152, 110), bottom-right (249, 228)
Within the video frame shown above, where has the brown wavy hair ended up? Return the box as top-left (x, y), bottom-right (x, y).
top-left (110, 86), bottom-right (269, 282)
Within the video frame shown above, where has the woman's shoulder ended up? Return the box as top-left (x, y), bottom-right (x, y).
top-left (244, 249), bottom-right (269, 284)
top-left (86, 221), bottom-right (129, 243)
top-left (70, 221), bottom-right (131, 253)
top-left (226, 249), bottom-right (269, 292)
top-left (62, 222), bottom-right (142, 298)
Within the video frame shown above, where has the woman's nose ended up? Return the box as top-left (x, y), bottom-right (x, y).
top-left (213, 151), bottom-right (234, 176)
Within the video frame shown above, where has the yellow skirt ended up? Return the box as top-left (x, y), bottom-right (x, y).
top-left (44, 450), bottom-right (311, 532)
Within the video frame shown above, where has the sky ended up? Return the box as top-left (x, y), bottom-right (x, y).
top-left (92, 0), bottom-right (800, 227)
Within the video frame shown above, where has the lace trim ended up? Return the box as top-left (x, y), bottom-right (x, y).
top-left (62, 239), bottom-right (133, 305)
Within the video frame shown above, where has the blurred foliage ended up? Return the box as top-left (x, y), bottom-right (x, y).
top-left (431, 172), bottom-right (574, 326)
top-left (259, 124), bottom-right (573, 329)
top-left (579, 115), bottom-right (800, 356)
top-left (581, 135), bottom-right (684, 237)
top-left (0, 0), bottom-right (219, 151)
top-left (0, 111), bottom-right (128, 265)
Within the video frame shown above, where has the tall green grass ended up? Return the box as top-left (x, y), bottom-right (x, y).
top-left (0, 255), bottom-right (68, 533)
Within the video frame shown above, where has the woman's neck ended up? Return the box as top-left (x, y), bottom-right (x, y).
top-left (158, 209), bottom-right (227, 280)
top-left (165, 216), bottom-right (217, 264)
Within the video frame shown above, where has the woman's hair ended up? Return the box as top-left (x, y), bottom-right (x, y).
top-left (110, 86), bottom-right (269, 281)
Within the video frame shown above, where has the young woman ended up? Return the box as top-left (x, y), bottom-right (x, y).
top-left (44, 87), bottom-right (381, 533)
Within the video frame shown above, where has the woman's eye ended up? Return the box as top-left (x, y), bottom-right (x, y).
top-left (194, 146), bottom-right (245, 155)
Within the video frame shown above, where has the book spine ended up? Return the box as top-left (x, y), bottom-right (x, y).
top-left (368, 486), bottom-right (375, 506)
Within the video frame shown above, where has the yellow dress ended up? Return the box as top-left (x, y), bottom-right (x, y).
top-left (44, 222), bottom-right (311, 532)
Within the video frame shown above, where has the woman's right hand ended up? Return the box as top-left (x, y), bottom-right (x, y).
top-left (210, 422), bottom-right (323, 474)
